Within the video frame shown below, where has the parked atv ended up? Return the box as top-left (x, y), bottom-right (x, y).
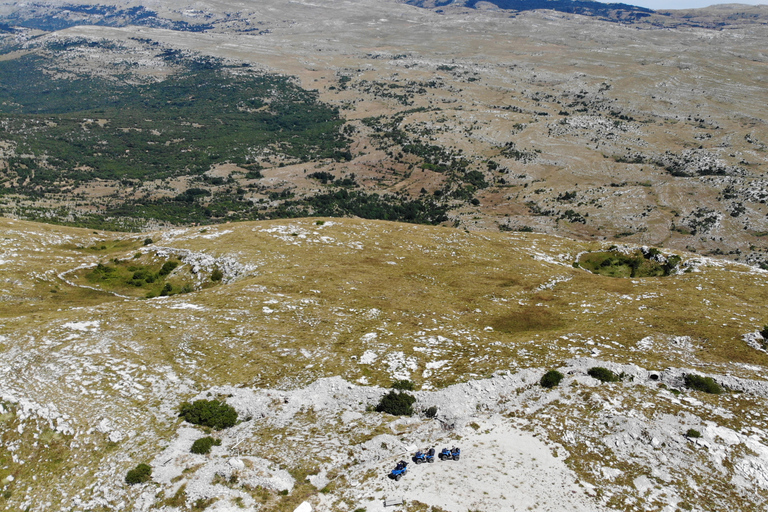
top-left (390, 460), bottom-right (408, 481)
top-left (426, 447), bottom-right (435, 463)
top-left (413, 451), bottom-right (427, 464)
top-left (451, 447), bottom-right (461, 461)
top-left (438, 447), bottom-right (451, 461)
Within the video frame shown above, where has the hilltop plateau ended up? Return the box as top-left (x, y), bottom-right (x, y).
top-left (0, 216), bottom-right (767, 511)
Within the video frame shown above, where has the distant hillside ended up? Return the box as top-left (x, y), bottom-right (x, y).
top-left (404, 0), bottom-right (655, 22)
top-left (404, 0), bottom-right (768, 26)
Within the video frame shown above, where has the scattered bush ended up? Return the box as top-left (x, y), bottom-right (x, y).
top-left (588, 367), bottom-right (620, 383)
top-left (125, 463), bottom-right (152, 485)
top-left (375, 390), bottom-right (416, 416)
top-left (424, 406), bottom-right (438, 419)
top-left (179, 399), bottom-right (238, 429)
top-left (686, 429), bottom-right (702, 439)
top-left (391, 379), bottom-right (415, 391)
top-left (159, 260), bottom-right (179, 277)
top-left (190, 436), bottom-right (221, 455)
top-left (760, 325), bottom-right (768, 339)
top-left (143, 238), bottom-right (153, 246)
top-left (540, 370), bottom-right (564, 389)
top-left (684, 374), bottom-right (723, 395)
top-left (210, 268), bottom-right (224, 282)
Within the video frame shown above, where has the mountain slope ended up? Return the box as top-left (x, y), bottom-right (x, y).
top-left (0, 0), bottom-right (766, 267)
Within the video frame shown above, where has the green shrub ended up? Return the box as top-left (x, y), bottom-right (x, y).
top-left (159, 260), bottom-right (179, 277)
top-left (210, 268), bottom-right (224, 282)
top-left (179, 399), bottom-right (238, 429)
top-left (760, 325), bottom-right (768, 339)
top-left (375, 390), bottom-right (416, 416)
top-left (424, 406), bottom-right (438, 419)
top-left (190, 436), bottom-right (221, 455)
top-left (588, 367), bottom-right (620, 383)
top-left (686, 429), bottom-right (702, 439)
top-left (540, 370), bottom-right (564, 389)
top-left (143, 238), bottom-right (153, 246)
top-left (391, 379), bottom-right (415, 391)
top-left (684, 374), bottom-right (723, 395)
top-left (125, 463), bottom-right (152, 485)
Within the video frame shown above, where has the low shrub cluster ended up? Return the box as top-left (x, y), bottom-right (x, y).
top-left (125, 463), bottom-right (152, 485)
top-left (686, 429), bottom-right (702, 439)
top-left (376, 390), bottom-right (416, 416)
top-left (424, 406), bottom-right (438, 419)
top-left (588, 367), bottom-right (620, 383)
top-left (179, 399), bottom-right (238, 429)
top-left (684, 374), bottom-right (723, 395)
top-left (540, 370), bottom-right (564, 389)
top-left (391, 379), bottom-right (415, 391)
top-left (190, 436), bottom-right (221, 455)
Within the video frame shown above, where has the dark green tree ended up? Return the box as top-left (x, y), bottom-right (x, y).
top-left (540, 370), bottom-right (564, 388)
top-left (179, 399), bottom-right (238, 429)
top-left (375, 391), bottom-right (416, 416)
top-left (125, 463), bottom-right (152, 485)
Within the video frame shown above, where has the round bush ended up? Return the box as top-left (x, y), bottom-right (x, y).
top-left (686, 429), bottom-right (702, 439)
top-left (179, 399), bottom-right (238, 429)
top-left (587, 367), bottom-right (620, 383)
top-left (125, 463), bottom-right (152, 485)
top-left (684, 374), bottom-right (723, 395)
top-left (191, 436), bottom-right (219, 455)
top-left (540, 370), bottom-right (564, 389)
top-left (424, 406), bottom-right (438, 419)
top-left (375, 390), bottom-right (416, 416)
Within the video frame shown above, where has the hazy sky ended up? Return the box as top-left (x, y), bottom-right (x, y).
top-left (610, 0), bottom-right (766, 9)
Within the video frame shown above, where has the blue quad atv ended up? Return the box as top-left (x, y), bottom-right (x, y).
top-left (390, 460), bottom-right (408, 481)
top-left (413, 448), bottom-right (436, 464)
top-left (439, 447), bottom-right (461, 461)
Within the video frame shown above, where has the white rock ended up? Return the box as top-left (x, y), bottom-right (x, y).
top-left (228, 458), bottom-right (245, 471)
top-left (293, 502), bottom-right (312, 512)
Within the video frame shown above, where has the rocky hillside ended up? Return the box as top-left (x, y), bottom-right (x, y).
top-left (1, 216), bottom-right (767, 511)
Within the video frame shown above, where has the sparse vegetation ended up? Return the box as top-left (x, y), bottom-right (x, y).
top-left (684, 374), bottom-right (723, 395)
top-left (190, 436), bottom-right (221, 455)
top-left (578, 249), bottom-right (681, 278)
top-left (84, 256), bottom-right (193, 297)
top-left (179, 400), bottom-right (238, 429)
top-left (540, 370), bottom-right (564, 389)
top-left (375, 391), bottom-right (416, 416)
top-left (587, 367), bottom-right (620, 383)
top-left (391, 379), bottom-right (415, 390)
top-left (125, 463), bottom-right (152, 485)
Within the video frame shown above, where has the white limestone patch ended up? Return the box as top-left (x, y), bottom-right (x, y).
top-left (198, 229), bottom-right (233, 239)
top-left (359, 350), bottom-right (378, 365)
top-left (62, 320), bottom-right (100, 332)
top-left (169, 303), bottom-right (205, 310)
top-left (385, 351), bottom-right (418, 380)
